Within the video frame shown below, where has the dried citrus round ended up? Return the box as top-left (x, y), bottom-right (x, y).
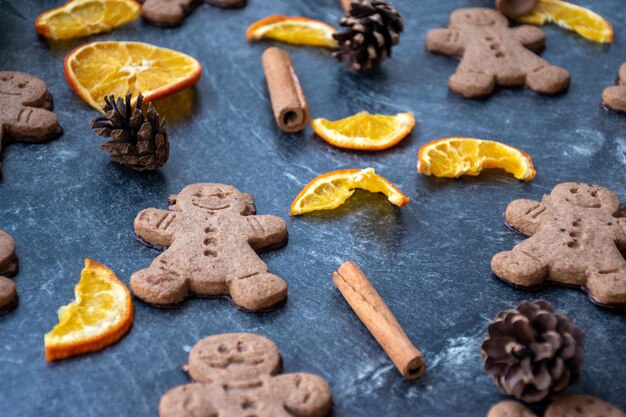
top-left (311, 111), bottom-right (415, 151)
top-left (291, 168), bottom-right (409, 216)
top-left (64, 41), bottom-right (202, 111)
top-left (44, 259), bottom-right (133, 361)
top-left (417, 137), bottom-right (536, 181)
top-left (246, 15), bottom-right (338, 48)
top-left (518, 0), bottom-right (613, 44)
top-left (35, 0), bottom-right (140, 40)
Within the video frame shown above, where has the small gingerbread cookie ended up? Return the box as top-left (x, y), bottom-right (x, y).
top-left (426, 8), bottom-right (570, 98)
top-left (0, 72), bottom-right (63, 178)
top-left (546, 395), bottom-right (626, 417)
top-left (487, 401), bottom-right (537, 417)
top-left (139, 0), bottom-right (246, 26)
top-left (0, 230), bottom-right (18, 314)
top-left (131, 183), bottom-right (289, 311)
top-left (602, 63), bottom-right (626, 114)
top-left (159, 333), bottom-right (332, 417)
top-left (492, 182), bottom-right (626, 307)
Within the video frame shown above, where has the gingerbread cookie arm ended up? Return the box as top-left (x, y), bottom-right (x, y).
top-left (246, 215), bottom-right (288, 251)
top-left (511, 25), bottom-right (545, 53)
top-left (271, 373), bottom-right (332, 417)
top-left (619, 63), bottom-right (626, 86)
top-left (134, 208), bottom-right (178, 248)
top-left (159, 383), bottom-right (217, 417)
top-left (426, 28), bottom-right (466, 56)
top-left (505, 199), bottom-right (547, 236)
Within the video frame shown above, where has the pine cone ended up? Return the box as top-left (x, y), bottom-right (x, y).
top-left (481, 300), bottom-right (585, 403)
top-left (332, 0), bottom-right (404, 71)
top-left (91, 93), bottom-right (169, 171)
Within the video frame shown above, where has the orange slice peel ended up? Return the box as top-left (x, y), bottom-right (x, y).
top-left (417, 137), bottom-right (536, 181)
top-left (246, 15), bottom-right (338, 48)
top-left (64, 41), bottom-right (202, 112)
top-left (290, 168), bottom-right (409, 216)
top-left (517, 0), bottom-right (613, 44)
top-left (311, 112), bottom-right (415, 151)
top-left (35, 0), bottom-right (140, 40)
top-left (44, 259), bottom-right (133, 362)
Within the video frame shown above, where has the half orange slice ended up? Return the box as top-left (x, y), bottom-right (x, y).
top-left (64, 41), bottom-right (202, 111)
top-left (518, 0), bottom-right (613, 44)
top-left (417, 137), bottom-right (536, 181)
top-left (44, 259), bottom-right (133, 361)
top-left (291, 168), bottom-right (409, 216)
top-left (311, 112), bottom-right (415, 151)
top-left (246, 15), bottom-right (338, 48)
top-left (35, 0), bottom-right (140, 40)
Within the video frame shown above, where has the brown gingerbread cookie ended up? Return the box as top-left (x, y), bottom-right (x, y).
top-left (602, 63), bottom-right (626, 114)
top-left (546, 395), bottom-right (626, 417)
top-left (487, 396), bottom-right (626, 417)
top-left (492, 182), bottom-right (626, 307)
top-left (0, 230), bottom-right (18, 314)
top-left (495, 0), bottom-right (538, 19)
top-left (0, 72), bottom-right (63, 178)
top-left (426, 8), bottom-right (570, 98)
top-left (131, 183), bottom-right (289, 311)
top-left (159, 333), bottom-right (332, 417)
top-left (139, 0), bottom-right (246, 27)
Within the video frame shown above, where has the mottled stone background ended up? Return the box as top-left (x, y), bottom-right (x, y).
top-left (0, 0), bottom-right (624, 416)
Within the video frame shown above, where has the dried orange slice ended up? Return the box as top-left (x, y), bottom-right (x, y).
top-left (290, 168), bottom-right (409, 216)
top-left (64, 41), bottom-right (202, 112)
top-left (518, 0), bottom-right (613, 44)
top-left (35, 0), bottom-right (140, 40)
top-left (44, 259), bottom-right (133, 361)
top-left (311, 112), bottom-right (415, 151)
top-left (246, 15), bottom-right (338, 48)
top-left (417, 137), bottom-right (536, 181)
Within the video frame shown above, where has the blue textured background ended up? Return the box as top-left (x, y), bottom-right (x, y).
top-left (0, 0), bottom-right (625, 416)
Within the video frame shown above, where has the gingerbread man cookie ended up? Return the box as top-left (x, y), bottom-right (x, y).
top-left (492, 182), bottom-right (626, 307)
top-left (131, 183), bottom-right (289, 311)
top-left (602, 63), bottom-right (626, 114)
top-left (0, 72), bottom-right (63, 178)
top-left (159, 333), bottom-right (332, 417)
top-left (139, 0), bottom-right (246, 27)
top-left (426, 8), bottom-right (570, 98)
top-left (0, 231), bottom-right (18, 314)
top-left (487, 395), bottom-right (626, 417)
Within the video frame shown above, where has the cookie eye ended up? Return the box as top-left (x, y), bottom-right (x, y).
top-left (194, 192), bottom-right (203, 197)
top-left (570, 187), bottom-right (578, 194)
top-left (218, 344), bottom-right (229, 353)
top-left (590, 190), bottom-right (598, 197)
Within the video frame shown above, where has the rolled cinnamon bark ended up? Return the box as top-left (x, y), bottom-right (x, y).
top-left (332, 261), bottom-right (426, 380)
top-left (261, 47), bottom-right (309, 133)
top-left (495, 0), bottom-right (538, 18)
top-left (340, 0), bottom-right (352, 13)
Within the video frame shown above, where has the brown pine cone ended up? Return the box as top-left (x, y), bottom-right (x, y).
top-left (91, 92), bottom-right (169, 172)
top-left (481, 300), bottom-right (585, 403)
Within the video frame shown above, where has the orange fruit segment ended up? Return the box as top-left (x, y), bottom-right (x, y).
top-left (35, 0), bottom-right (140, 40)
top-left (417, 138), bottom-right (536, 181)
top-left (246, 15), bottom-right (338, 48)
top-left (64, 41), bottom-right (202, 112)
top-left (290, 168), bottom-right (410, 216)
top-left (517, 0), bottom-right (613, 44)
top-left (44, 259), bottom-right (133, 361)
top-left (311, 112), bottom-right (415, 151)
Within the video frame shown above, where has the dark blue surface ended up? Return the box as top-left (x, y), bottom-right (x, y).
top-left (0, 0), bottom-right (625, 416)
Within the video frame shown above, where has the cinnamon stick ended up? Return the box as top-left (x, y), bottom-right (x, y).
top-left (332, 261), bottom-right (426, 380)
top-left (261, 47), bottom-right (309, 133)
top-left (340, 0), bottom-right (352, 13)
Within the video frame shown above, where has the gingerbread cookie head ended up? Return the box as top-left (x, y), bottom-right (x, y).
top-left (487, 401), bottom-right (537, 417)
top-left (492, 182), bottom-right (626, 307)
top-left (426, 8), bottom-right (570, 98)
top-left (131, 183), bottom-right (288, 311)
top-left (546, 395), bottom-right (626, 417)
top-left (449, 8), bottom-right (508, 28)
top-left (140, 0), bottom-right (246, 27)
top-left (0, 230), bottom-right (18, 314)
top-left (159, 333), bottom-right (332, 417)
top-left (173, 183), bottom-right (256, 216)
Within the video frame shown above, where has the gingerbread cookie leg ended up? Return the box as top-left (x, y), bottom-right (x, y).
top-left (131, 265), bottom-right (189, 306)
top-left (159, 384), bottom-right (217, 417)
top-left (230, 272), bottom-right (288, 311)
top-left (0, 230), bottom-right (18, 314)
top-left (449, 66), bottom-right (496, 98)
top-left (525, 64), bottom-right (570, 95)
top-left (602, 63), bottom-right (626, 114)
